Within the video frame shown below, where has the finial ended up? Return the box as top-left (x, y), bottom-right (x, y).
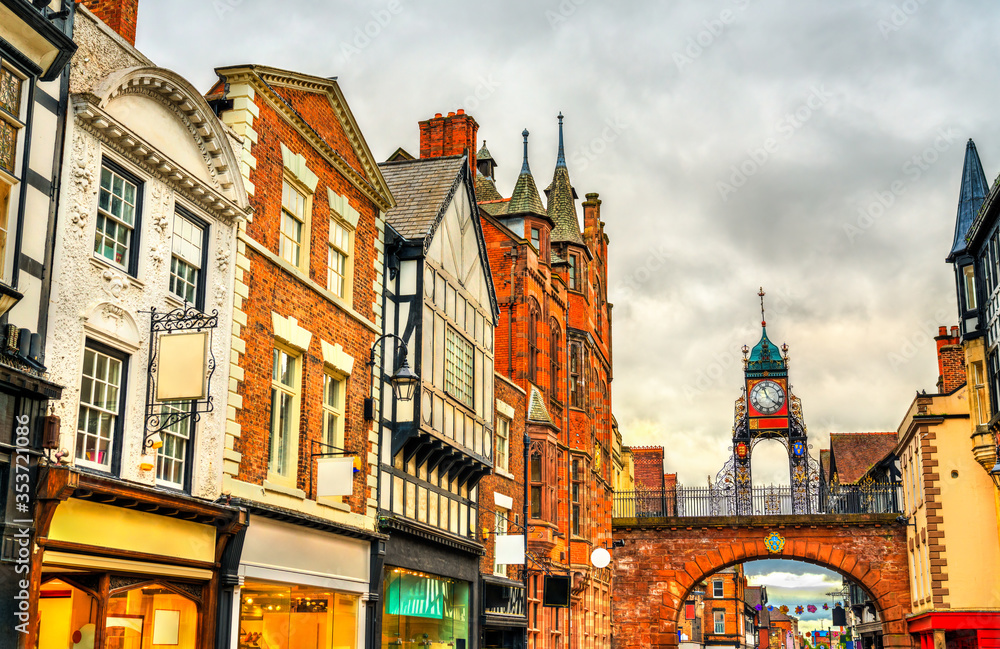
top-left (556, 112), bottom-right (566, 168)
top-left (758, 287), bottom-right (766, 327)
top-left (521, 129), bottom-right (531, 175)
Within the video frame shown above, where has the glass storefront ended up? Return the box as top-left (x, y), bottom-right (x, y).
top-left (238, 581), bottom-right (359, 649)
top-left (382, 568), bottom-right (470, 649)
top-left (37, 577), bottom-right (200, 649)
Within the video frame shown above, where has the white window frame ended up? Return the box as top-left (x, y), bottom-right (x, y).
top-left (328, 215), bottom-right (353, 301)
top-left (169, 210), bottom-right (206, 306)
top-left (95, 161), bottom-right (140, 272)
top-left (279, 178), bottom-right (310, 271)
top-left (268, 344), bottom-right (301, 485)
top-left (156, 401), bottom-right (192, 490)
top-left (493, 508), bottom-right (508, 577)
top-left (322, 371), bottom-right (346, 451)
top-left (495, 415), bottom-right (510, 473)
top-left (712, 580), bottom-right (723, 598)
top-left (714, 610), bottom-right (725, 634)
top-left (75, 344), bottom-right (126, 472)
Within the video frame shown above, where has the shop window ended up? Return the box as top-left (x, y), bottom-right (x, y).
top-left (169, 210), bottom-right (207, 307)
top-left (75, 341), bottom-right (128, 472)
top-left (328, 216), bottom-right (353, 301)
top-left (240, 583), bottom-right (359, 649)
top-left (37, 578), bottom-right (99, 649)
top-left (280, 178), bottom-right (309, 270)
top-left (269, 345), bottom-right (301, 484)
top-left (382, 568), bottom-right (469, 649)
top-left (106, 583), bottom-right (198, 648)
top-left (96, 160), bottom-right (142, 275)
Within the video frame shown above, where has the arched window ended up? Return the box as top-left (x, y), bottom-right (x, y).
top-left (550, 319), bottom-right (561, 398)
top-left (528, 298), bottom-right (540, 384)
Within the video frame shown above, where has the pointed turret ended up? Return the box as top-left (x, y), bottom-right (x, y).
top-left (507, 129), bottom-right (547, 217)
top-left (476, 140), bottom-right (497, 179)
top-left (474, 140), bottom-right (504, 203)
top-left (949, 139), bottom-right (989, 260)
top-left (547, 113), bottom-right (584, 245)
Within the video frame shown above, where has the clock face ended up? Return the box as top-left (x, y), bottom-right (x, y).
top-left (750, 379), bottom-right (785, 415)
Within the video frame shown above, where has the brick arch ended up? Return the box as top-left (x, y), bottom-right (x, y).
top-left (612, 522), bottom-right (912, 649)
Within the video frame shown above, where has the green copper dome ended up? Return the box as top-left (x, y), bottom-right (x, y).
top-left (747, 326), bottom-right (786, 372)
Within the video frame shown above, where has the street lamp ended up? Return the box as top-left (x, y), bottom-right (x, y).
top-left (364, 333), bottom-right (418, 420)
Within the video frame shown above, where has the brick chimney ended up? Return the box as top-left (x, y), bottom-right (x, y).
top-left (419, 109), bottom-right (479, 178)
top-left (78, 0), bottom-right (139, 46)
top-left (630, 446), bottom-right (665, 491)
top-left (935, 325), bottom-right (965, 393)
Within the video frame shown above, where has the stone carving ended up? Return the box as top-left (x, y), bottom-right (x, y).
top-left (101, 268), bottom-right (131, 298)
top-left (69, 133), bottom-right (96, 234)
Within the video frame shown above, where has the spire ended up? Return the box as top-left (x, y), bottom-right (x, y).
top-left (949, 139), bottom-right (990, 259)
top-left (520, 129), bottom-right (531, 174)
top-left (747, 288), bottom-right (786, 373)
top-left (507, 129), bottom-right (546, 217)
top-left (556, 111), bottom-right (567, 168)
top-left (547, 113), bottom-right (584, 245)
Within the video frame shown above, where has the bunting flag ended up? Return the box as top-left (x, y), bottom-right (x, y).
top-left (767, 605), bottom-right (774, 611)
top-left (807, 604), bottom-right (817, 613)
top-left (755, 604), bottom-right (763, 611)
top-left (823, 603), bottom-right (829, 610)
top-left (779, 605), bottom-right (789, 614)
top-left (795, 605), bottom-right (804, 614)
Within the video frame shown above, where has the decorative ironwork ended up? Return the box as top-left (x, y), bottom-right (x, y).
top-left (613, 479), bottom-right (900, 519)
top-left (142, 305), bottom-right (218, 450)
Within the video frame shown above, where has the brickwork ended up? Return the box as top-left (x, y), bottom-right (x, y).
top-left (78, 0), bottom-right (139, 45)
top-left (611, 520), bottom-right (912, 649)
top-left (479, 373), bottom-right (527, 575)
top-left (419, 110), bottom-right (479, 177)
top-left (214, 66), bottom-right (392, 526)
top-left (918, 425), bottom-right (949, 609)
top-left (935, 326), bottom-right (965, 394)
top-left (701, 566), bottom-right (747, 642)
top-left (631, 447), bottom-right (665, 491)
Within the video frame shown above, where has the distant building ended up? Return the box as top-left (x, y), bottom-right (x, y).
top-left (702, 565), bottom-right (753, 649)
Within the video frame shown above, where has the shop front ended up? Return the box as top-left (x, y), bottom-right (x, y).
top-left (221, 505), bottom-right (381, 649)
top-left (380, 521), bottom-right (482, 649)
top-left (29, 466), bottom-right (245, 648)
top-left (480, 575), bottom-right (526, 649)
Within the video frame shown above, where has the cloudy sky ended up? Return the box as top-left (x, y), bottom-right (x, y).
top-left (134, 0), bottom-right (995, 630)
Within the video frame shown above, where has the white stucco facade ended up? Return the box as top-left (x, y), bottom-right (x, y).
top-left (44, 8), bottom-right (251, 499)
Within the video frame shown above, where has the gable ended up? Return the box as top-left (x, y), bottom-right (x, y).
top-left (270, 85), bottom-right (367, 180)
top-left (426, 186), bottom-right (492, 314)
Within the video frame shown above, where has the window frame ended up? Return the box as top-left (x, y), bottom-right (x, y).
top-left (549, 320), bottom-right (561, 401)
top-left (327, 213), bottom-right (354, 302)
top-left (444, 325), bottom-right (475, 408)
top-left (713, 609), bottom-right (725, 634)
top-left (493, 508), bottom-right (508, 577)
top-left (155, 400), bottom-right (195, 492)
top-left (94, 157), bottom-right (143, 276)
top-left (75, 339), bottom-right (130, 475)
top-left (495, 414), bottom-right (510, 473)
top-left (279, 176), bottom-right (311, 272)
top-left (569, 342), bottom-right (584, 408)
top-left (322, 370), bottom-right (346, 452)
top-left (530, 450), bottom-right (543, 519)
top-left (0, 59), bottom-right (30, 284)
top-left (712, 580), bottom-right (723, 598)
top-left (528, 299), bottom-right (540, 384)
top-left (169, 207), bottom-right (209, 309)
top-left (268, 343), bottom-right (302, 486)
top-left (571, 457), bottom-right (584, 536)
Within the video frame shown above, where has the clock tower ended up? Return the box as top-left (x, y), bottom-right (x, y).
top-left (726, 289), bottom-right (813, 515)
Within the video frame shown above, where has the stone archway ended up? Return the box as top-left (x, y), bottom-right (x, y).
top-left (612, 518), bottom-right (912, 649)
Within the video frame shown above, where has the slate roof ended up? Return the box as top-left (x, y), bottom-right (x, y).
top-left (479, 198), bottom-right (509, 217)
top-left (378, 155), bottom-right (466, 240)
top-left (550, 250), bottom-right (567, 265)
top-left (547, 114), bottom-right (584, 245)
top-left (527, 386), bottom-right (553, 424)
top-left (475, 173), bottom-right (503, 202)
top-left (476, 141), bottom-right (496, 165)
top-left (769, 609), bottom-right (790, 622)
top-left (508, 129), bottom-right (548, 218)
top-left (748, 325), bottom-right (786, 372)
top-left (949, 139), bottom-right (989, 259)
top-left (829, 432), bottom-right (898, 484)
top-left (745, 586), bottom-right (763, 608)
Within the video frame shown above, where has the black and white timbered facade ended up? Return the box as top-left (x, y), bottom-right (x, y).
top-left (376, 153), bottom-right (498, 649)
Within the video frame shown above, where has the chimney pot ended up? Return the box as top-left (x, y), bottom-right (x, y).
top-left (951, 325), bottom-right (959, 338)
top-left (938, 326), bottom-right (947, 336)
top-left (435, 113), bottom-right (442, 118)
top-left (447, 111), bottom-right (456, 117)
top-left (457, 108), bottom-right (465, 115)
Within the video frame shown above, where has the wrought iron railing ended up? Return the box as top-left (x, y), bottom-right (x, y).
top-left (613, 482), bottom-right (900, 519)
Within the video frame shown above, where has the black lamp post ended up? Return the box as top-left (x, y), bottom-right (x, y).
top-left (364, 333), bottom-right (418, 420)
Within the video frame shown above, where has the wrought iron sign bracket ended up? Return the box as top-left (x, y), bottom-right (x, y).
top-left (142, 305), bottom-right (219, 451)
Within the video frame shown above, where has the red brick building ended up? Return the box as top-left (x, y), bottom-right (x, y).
top-left (210, 65), bottom-right (395, 649)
